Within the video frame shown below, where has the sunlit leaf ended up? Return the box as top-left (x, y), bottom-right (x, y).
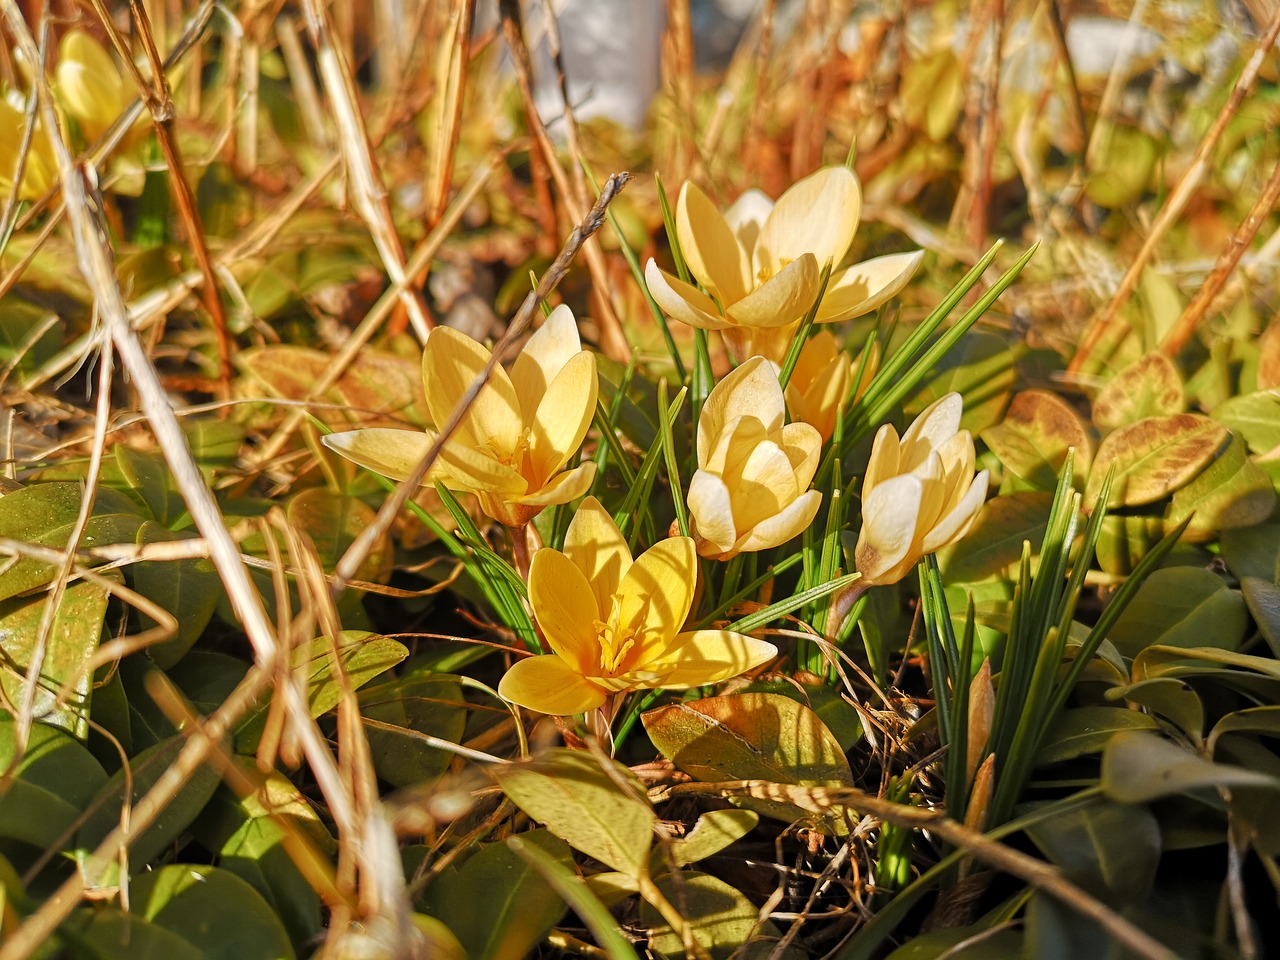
top-left (937, 492), bottom-right (1053, 583)
top-left (1085, 414), bottom-right (1230, 508)
top-left (980, 390), bottom-right (1091, 490)
top-left (641, 870), bottom-right (797, 960)
top-left (1091, 352), bottom-right (1184, 431)
top-left (1101, 730), bottom-right (1280, 803)
top-left (1165, 433), bottom-right (1275, 541)
top-left (1211, 390), bottom-right (1280, 454)
top-left (0, 713), bottom-right (108, 849)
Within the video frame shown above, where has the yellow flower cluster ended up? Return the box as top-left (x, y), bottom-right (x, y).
top-left (323, 166), bottom-right (987, 717)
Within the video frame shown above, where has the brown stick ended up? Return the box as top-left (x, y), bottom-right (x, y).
top-left (1161, 157), bottom-right (1280, 357)
top-left (1068, 5), bottom-right (1280, 375)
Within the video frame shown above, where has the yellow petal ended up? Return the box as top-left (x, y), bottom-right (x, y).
top-left (616, 537), bottom-right (698, 655)
top-left (704, 415), bottom-right (768, 478)
top-left (815, 250), bottom-right (925, 323)
top-left (510, 304), bottom-right (582, 417)
top-left (688, 471), bottom-right (738, 557)
top-left (528, 350), bottom-right (597, 485)
top-left (735, 488), bottom-right (822, 554)
top-left (899, 393), bottom-right (963, 471)
top-left (422, 327), bottom-right (522, 455)
top-left (498, 655), bottom-right (607, 714)
top-left (856, 474), bottom-right (924, 584)
top-left (677, 181), bottom-right (751, 306)
top-left (789, 352), bottom-right (850, 443)
top-left (728, 254), bottom-right (820, 329)
top-left (791, 331), bottom-right (842, 391)
top-left (779, 422), bottom-right (822, 489)
top-left (645, 630), bottom-right (777, 688)
top-left (56, 31), bottom-right (126, 143)
top-left (436, 438), bottom-right (527, 495)
top-left (696, 357), bottom-right (784, 467)
top-left (563, 496), bottom-right (633, 614)
top-left (862, 423), bottom-right (902, 495)
top-left (509, 460), bottom-right (596, 506)
top-left (645, 260), bottom-right (732, 330)
top-left (755, 166), bottom-right (861, 277)
top-left (528, 548), bottom-right (601, 670)
top-left (922, 471), bottom-right (989, 553)
top-left (322, 428), bottom-right (449, 484)
top-left (724, 440), bottom-right (798, 533)
top-left (724, 188), bottom-right (774, 254)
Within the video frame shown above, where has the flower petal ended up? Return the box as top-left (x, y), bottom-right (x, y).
top-left (899, 393), bottom-right (963, 471)
top-left (688, 470), bottom-right (738, 557)
top-left (436, 438), bottom-right (527, 495)
top-left (422, 327), bottom-right (522, 455)
top-left (856, 473), bottom-right (924, 585)
top-left (498, 655), bottom-right (607, 714)
top-left (696, 356), bottom-right (784, 466)
top-left (528, 548), bottom-right (601, 670)
top-left (322, 428), bottom-right (448, 484)
top-left (563, 495), bottom-right (632, 612)
top-left (724, 188), bottom-right (775, 254)
top-left (779, 422), bottom-right (823, 489)
top-left (735, 488), bottom-right (822, 554)
top-left (725, 440), bottom-right (799, 533)
top-left (815, 250), bottom-right (925, 323)
top-left (790, 330), bottom-right (842, 391)
top-left (786, 350), bottom-right (850, 443)
top-left (645, 630), bottom-right (777, 688)
top-left (616, 537), bottom-right (698, 655)
top-left (728, 254), bottom-right (820, 329)
top-left (862, 423), bottom-right (901, 495)
top-left (922, 470), bottom-right (989, 554)
top-left (509, 460), bottom-right (596, 506)
top-left (528, 350), bottom-right (597, 485)
top-left (645, 260), bottom-right (732, 330)
top-left (677, 181), bottom-right (751, 306)
top-left (510, 304), bottom-right (582, 417)
top-left (755, 166), bottom-right (861, 278)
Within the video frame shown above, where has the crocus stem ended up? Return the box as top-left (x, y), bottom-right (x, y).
top-left (510, 522), bottom-right (538, 582)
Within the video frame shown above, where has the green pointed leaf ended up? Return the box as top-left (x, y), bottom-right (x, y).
top-left (1092, 352), bottom-right (1184, 431)
top-left (422, 829), bottom-right (570, 960)
top-left (0, 483), bottom-right (144, 601)
top-left (980, 390), bottom-right (1092, 490)
top-left (130, 864), bottom-right (296, 960)
top-left (493, 748), bottom-right (656, 878)
top-left (1101, 730), bottom-right (1280, 803)
top-left (1085, 414), bottom-right (1230, 508)
top-left (1035, 706), bottom-right (1160, 766)
top-left (0, 574), bottom-right (114, 738)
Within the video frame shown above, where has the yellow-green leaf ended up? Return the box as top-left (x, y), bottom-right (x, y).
top-left (1085, 413), bottom-right (1229, 508)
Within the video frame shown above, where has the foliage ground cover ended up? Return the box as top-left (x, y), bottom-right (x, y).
top-left (2, 1), bottom-right (1280, 958)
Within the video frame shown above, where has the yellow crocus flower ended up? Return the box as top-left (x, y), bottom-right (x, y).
top-left (687, 357), bottom-right (823, 560)
top-left (498, 497), bottom-right (777, 715)
top-left (785, 331), bottom-right (879, 444)
top-left (0, 95), bottom-right (59, 201)
top-left (855, 393), bottom-right (989, 585)
top-left (323, 305), bottom-right (598, 527)
top-left (55, 30), bottom-right (142, 147)
top-left (644, 166), bottom-right (923, 362)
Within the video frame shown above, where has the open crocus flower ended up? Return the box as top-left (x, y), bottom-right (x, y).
top-left (644, 166), bottom-right (924, 362)
top-left (55, 31), bottom-right (143, 147)
top-left (498, 497), bottom-right (777, 715)
top-left (785, 332), bottom-right (879, 444)
top-left (323, 305), bottom-right (597, 527)
top-left (0, 95), bottom-right (59, 201)
top-left (687, 357), bottom-right (823, 560)
top-left (855, 393), bottom-right (989, 585)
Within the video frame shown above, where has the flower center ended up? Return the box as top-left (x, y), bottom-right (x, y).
top-left (592, 594), bottom-right (636, 675)
top-left (756, 257), bottom-right (792, 284)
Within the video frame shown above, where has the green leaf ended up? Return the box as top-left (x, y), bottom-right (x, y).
top-left (669, 809), bottom-right (759, 867)
top-left (739, 680), bottom-right (864, 751)
top-left (910, 330), bottom-right (1017, 434)
top-left (1106, 567), bottom-right (1247, 658)
top-left (1035, 706), bottom-right (1160, 766)
top-left (1105, 678), bottom-right (1204, 741)
top-left (0, 483), bottom-right (144, 602)
top-left (1085, 414), bottom-right (1230, 508)
top-left (62, 907), bottom-right (204, 960)
top-left (75, 734), bottom-right (223, 885)
top-left (980, 390), bottom-right (1092, 490)
top-left (1024, 800), bottom-right (1161, 897)
top-left (237, 631), bottom-right (409, 751)
top-left (493, 748), bottom-right (656, 878)
top-left (884, 926), bottom-right (1023, 959)
top-left (641, 871), bottom-right (796, 960)
top-left (361, 674), bottom-right (467, 788)
top-left (286, 486), bottom-right (389, 579)
top-left (1165, 433), bottom-right (1276, 541)
top-left (131, 522), bottom-right (221, 669)
top-left (1211, 390), bottom-right (1280, 453)
top-left (0, 713), bottom-right (108, 849)
top-left (114, 446), bottom-right (184, 526)
top-left (1242, 577), bottom-right (1280, 658)
top-left (1101, 730), bottom-right (1280, 803)
top-left (422, 829), bottom-right (570, 960)
top-left (1221, 523), bottom-right (1280, 583)
top-left (1091, 352), bottom-right (1184, 431)
top-left (130, 864), bottom-right (296, 960)
top-left (0, 574), bottom-right (114, 738)
top-left (643, 693), bottom-right (852, 827)
top-left (937, 492), bottom-right (1053, 583)
top-left (1094, 513), bottom-right (1164, 577)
